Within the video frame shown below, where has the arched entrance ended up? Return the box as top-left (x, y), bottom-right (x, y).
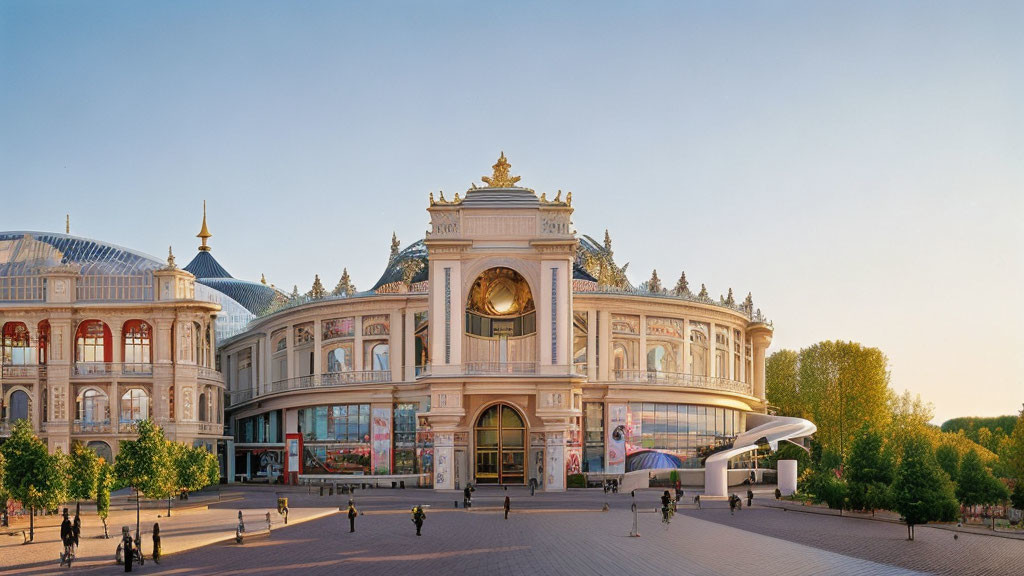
top-left (474, 403), bottom-right (526, 485)
top-left (8, 389), bottom-right (29, 422)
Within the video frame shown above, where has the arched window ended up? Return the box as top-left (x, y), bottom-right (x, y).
top-left (198, 392), bottom-right (207, 421)
top-left (2, 322), bottom-right (32, 365)
top-left (690, 327), bottom-right (708, 376)
top-left (325, 344), bottom-right (352, 373)
top-left (6, 389), bottom-right (29, 422)
top-left (474, 404), bottom-right (526, 484)
top-left (87, 441), bottom-right (112, 463)
top-left (122, 320), bottom-right (152, 367)
top-left (370, 343), bottom-right (389, 371)
top-left (77, 388), bottom-right (109, 423)
top-left (120, 388), bottom-right (149, 422)
top-left (194, 322), bottom-right (204, 366)
top-left (76, 320), bottom-right (112, 363)
top-left (613, 343), bottom-right (628, 372)
top-left (646, 343), bottom-right (677, 374)
top-left (37, 320), bottom-right (49, 365)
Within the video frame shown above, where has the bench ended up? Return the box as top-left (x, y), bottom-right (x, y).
top-left (235, 511), bottom-right (273, 544)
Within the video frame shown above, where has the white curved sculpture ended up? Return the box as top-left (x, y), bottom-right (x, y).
top-left (704, 413), bottom-right (816, 497)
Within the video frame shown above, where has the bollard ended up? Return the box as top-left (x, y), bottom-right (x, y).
top-left (400, 480), bottom-right (405, 489)
top-left (392, 481), bottom-right (397, 489)
top-left (454, 500), bottom-right (459, 508)
top-left (319, 485), bottom-right (324, 497)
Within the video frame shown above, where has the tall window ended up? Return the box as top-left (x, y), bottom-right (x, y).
top-left (122, 320), bottom-right (152, 365)
top-left (194, 322), bottom-right (205, 366)
top-left (583, 403), bottom-right (605, 473)
top-left (77, 389), bottom-right (108, 423)
top-left (1, 322), bottom-right (32, 365)
top-left (325, 345), bottom-right (352, 372)
top-left (198, 392), bottom-right (207, 421)
top-left (370, 343), bottom-right (389, 371)
top-left (37, 320), bottom-right (49, 365)
top-left (76, 320), bottom-right (111, 363)
top-left (120, 389), bottom-right (149, 422)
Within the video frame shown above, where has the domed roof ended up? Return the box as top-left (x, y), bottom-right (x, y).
top-left (183, 250), bottom-right (231, 279)
top-left (196, 277), bottom-right (278, 316)
top-left (0, 231), bottom-right (162, 277)
top-left (372, 240), bottom-right (429, 290)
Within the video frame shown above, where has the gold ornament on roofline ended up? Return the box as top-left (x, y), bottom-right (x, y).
top-left (165, 246), bottom-right (177, 270)
top-left (481, 151), bottom-right (521, 188)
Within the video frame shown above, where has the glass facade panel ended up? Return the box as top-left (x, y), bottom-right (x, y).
top-left (583, 402), bottom-right (605, 473)
top-left (623, 402), bottom-right (742, 471)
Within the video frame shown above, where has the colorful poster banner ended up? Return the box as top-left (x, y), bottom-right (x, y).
top-left (607, 403), bottom-right (627, 474)
top-left (371, 407), bottom-right (392, 475)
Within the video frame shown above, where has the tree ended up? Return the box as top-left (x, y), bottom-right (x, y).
top-left (332, 268), bottom-right (356, 297)
top-left (96, 460), bottom-right (114, 538)
top-left (766, 349), bottom-right (803, 417)
top-left (957, 449), bottom-right (1008, 510)
top-left (175, 444), bottom-right (219, 497)
top-left (68, 443), bottom-right (100, 514)
top-left (0, 420), bottom-right (68, 541)
top-left (845, 425), bottom-right (893, 514)
top-left (672, 271), bottom-right (689, 296)
top-left (1003, 404), bottom-right (1024, 482)
top-left (647, 269), bottom-right (662, 293)
top-left (892, 434), bottom-right (958, 540)
top-left (935, 444), bottom-right (960, 485)
top-left (797, 341), bottom-right (892, 462)
top-left (307, 274), bottom-right (327, 299)
top-left (115, 420), bottom-right (174, 535)
top-left (886, 390), bottom-right (934, 462)
top-left (1011, 481), bottom-right (1024, 511)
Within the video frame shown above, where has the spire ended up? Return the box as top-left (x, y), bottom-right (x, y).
top-left (197, 200), bottom-right (212, 252)
top-left (65, 214), bottom-right (70, 234)
top-left (261, 273), bottom-right (267, 285)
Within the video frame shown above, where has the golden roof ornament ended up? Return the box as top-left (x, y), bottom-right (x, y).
top-left (481, 151), bottom-right (521, 188)
top-left (65, 214), bottom-right (70, 234)
top-left (197, 200), bottom-right (212, 252)
top-left (261, 273), bottom-right (267, 285)
top-left (165, 246), bottom-right (177, 270)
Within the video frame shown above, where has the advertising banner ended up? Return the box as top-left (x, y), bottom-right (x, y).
top-left (371, 406), bottom-right (392, 475)
top-left (606, 403), bottom-right (627, 474)
top-left (285, 433), bottom-right (302, 484)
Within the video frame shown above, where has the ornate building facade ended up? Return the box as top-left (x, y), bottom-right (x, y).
top-left (220, 155), bottom-right (814, 493)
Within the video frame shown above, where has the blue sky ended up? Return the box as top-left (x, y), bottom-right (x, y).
top-left (2, 1), bottom-right (1021, 422)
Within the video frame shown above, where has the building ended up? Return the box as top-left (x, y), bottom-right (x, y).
top-left (220, 154), bottom-right (815, 493)
top-left (0, 216), bottom-right (248, 463)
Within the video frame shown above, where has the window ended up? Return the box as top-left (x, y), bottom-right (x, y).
top-left (76, 320), bottom-right (111, 363)
top-left (325, 344), bottom-right (353, 373)
top-left (1, 322), bottom-right (32, 365)
top-left (370, 343), bottom-right (389, 371)
top-left (120, 389), bottom-right (149, 422)
top-left (198, 392), bottom-right (207, 421)
top-left (77, 389), bottom-right (108, 423)
top-left (122, 320), bottom-right (152, 366)
top-left (583, 403), bottom-right (604, 473)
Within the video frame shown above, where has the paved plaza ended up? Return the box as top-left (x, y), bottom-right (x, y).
top-left (2, 486), bottom-right (1022, 575)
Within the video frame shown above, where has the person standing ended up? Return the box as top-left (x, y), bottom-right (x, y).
top-left (72, 511), bottom-right (81, 557)
top-left (412, 505), bottom-right (426, 536)
top-left (347, 500), bottom-right (358, 533)
top-left (694, 494), bottom-right (701, 509)
top-left (59, 509), bottom-right (73, 566)
top-left (123, 526), bottom-right (135, 572)
top-left (729, 494), bottom-right (738, 516)
top-left (746, 489), bottom-right (754, 508)
top-left (152, 523), bottom-right (162, 564)
top-left (503, 495), bottom-right (510, 520)
top-left (661, 491), bottom-right (672, 523)
top-left (463, 484), bottom-right (472, 508)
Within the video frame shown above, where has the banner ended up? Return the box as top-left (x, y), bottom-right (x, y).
top-left (371, 406), bottom-right (392, 475)
top-left (607, 403), bottom-right (627, 474)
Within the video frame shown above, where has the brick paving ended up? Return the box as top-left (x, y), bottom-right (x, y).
top-left (4, 486), bottom-right (1022, 575)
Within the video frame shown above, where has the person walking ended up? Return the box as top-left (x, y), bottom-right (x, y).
top-left (661, 490), bottom-right (672, 523)
top-left (72, 511), bottom-right (81, 556)
top-left (347, 500), bottom-right (358, 533)
top-left (59, 509), bottom-right (73, 567)
top-left (694, 494), bottom-right (701, 509)
top-left (746, 489), bottom-right (754, 508)
top-left (152, 523), bottom-right (162, 564)
top-left (463, 484), bottom-right (473, 508)
top-left (412, 505), bottom-right (426, 536)
top-left (503, 495), bottom-right (510, 520)
top-left (729, 494), bottom-right (738, 516)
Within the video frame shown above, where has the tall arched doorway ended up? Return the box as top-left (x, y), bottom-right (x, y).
top-left (8, 389), bottom-right (29, 422)
top-left (475, 403), bottom-right (526, 485)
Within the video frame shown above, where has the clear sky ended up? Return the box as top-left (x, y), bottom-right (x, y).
top-left (2, 1), bottom-right (1021, 423)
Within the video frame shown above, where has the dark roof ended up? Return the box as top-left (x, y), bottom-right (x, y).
top-left (0, 231), bottom-right (162, 277)
top-left (460, 187), bottom-right (540, 208)
top-left (197, 278), bottom-right (278, 316)
top-left (183, 251), bottom-right (232, 279)
top-left (372, 240), bottom-right (429, 290)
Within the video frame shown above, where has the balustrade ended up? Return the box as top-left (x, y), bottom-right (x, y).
top-left (611, 369), bottom-right (753, 395)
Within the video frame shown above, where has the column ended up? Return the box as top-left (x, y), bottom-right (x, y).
top-left (682, 319), bottom-right (691, 375)
top-left (286, 325), bottom-right (295, 380)
top-left (585, 310), bottom-right (597, 380)
top-left (434, 432), bottom-right (455, 490)
top-left (354, 316), bottom-right (364, 372)
top-left (313, 319), bottom-right (322, 380)
top-left (739, 330), bottom-right (746, 383)
top-left (388, 310), bottom-right (401, 381)
top-left (403, 310), bottom-right (416, 381)
top-left (598, 310), bottom-right (611, 381)
top-left (726, 327), bottom-right (733, 381)
top-left (708, 321), bottom-right (716, 377)
top-left (638, 314), bottom-right (647, 373)
top-left (754, 345), bottom-right (767, 400)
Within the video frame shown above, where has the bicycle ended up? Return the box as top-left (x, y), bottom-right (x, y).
top-left (59, 543), bottom-right (74, 568)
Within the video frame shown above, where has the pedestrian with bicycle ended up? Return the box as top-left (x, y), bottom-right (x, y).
top-left (152, 523), bottom-right (162, 564)
top-left (412, 505), bottom-right (426, 536)
top-left (59, 509), bottom-right (74, 567)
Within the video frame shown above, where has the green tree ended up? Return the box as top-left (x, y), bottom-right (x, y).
top-left (175, 444), bottom-right (219, 497)
top-left (935, 444), bottom-right (960, 485)
top-left (115, 420), bottom-right (175, 534)
top-left (1003, 405), bottom-right (1024, 482)
top-left (892, 434), bottom-right (958, 540)
top-left (67, 443), bottom-right (101, 513)
top-left (845, 425), bottom-right (894, 514)
top-left (96, 460), bottom-right (114, 538)
top-left (798, 341), bottom-right (891, 461)
top-left (885, 390), bottom-right (934, 464)
top-left (0, 420), bottom-right (68, 541)
top-left (1011, 481), bottom-right (1024, 511)
top-left (766, 349), bottom-right (803, 417)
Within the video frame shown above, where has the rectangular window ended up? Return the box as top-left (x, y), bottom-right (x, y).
top-left (583, 402), bottom-right (604, 473)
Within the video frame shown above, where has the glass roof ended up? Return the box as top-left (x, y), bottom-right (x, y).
top-left (0, 232), bottom-right (163, 278)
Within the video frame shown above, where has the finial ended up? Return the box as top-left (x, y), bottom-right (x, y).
top-left (429, 191), bottom-right (435, 205)
top-left (65, 214), bottom-right (70, 234)
top-left (566, 191), bottom-right (572, 206)
top-left (453, 192), bottom-right (460, 203)
top-left (540, 192), bottom-right (547, 202)
top-left (554, 190), bottom-right (562, 202)
top-left (166, 246), bottom-right (177, 269)
top-left (197, 200), bottom-right (212, 251)
top-left (261, 273), bottom-right (267, 285)
top-left (439, 191), bottom-right (447, 203)
top-left (481, 151), bottom-right (521, 188)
